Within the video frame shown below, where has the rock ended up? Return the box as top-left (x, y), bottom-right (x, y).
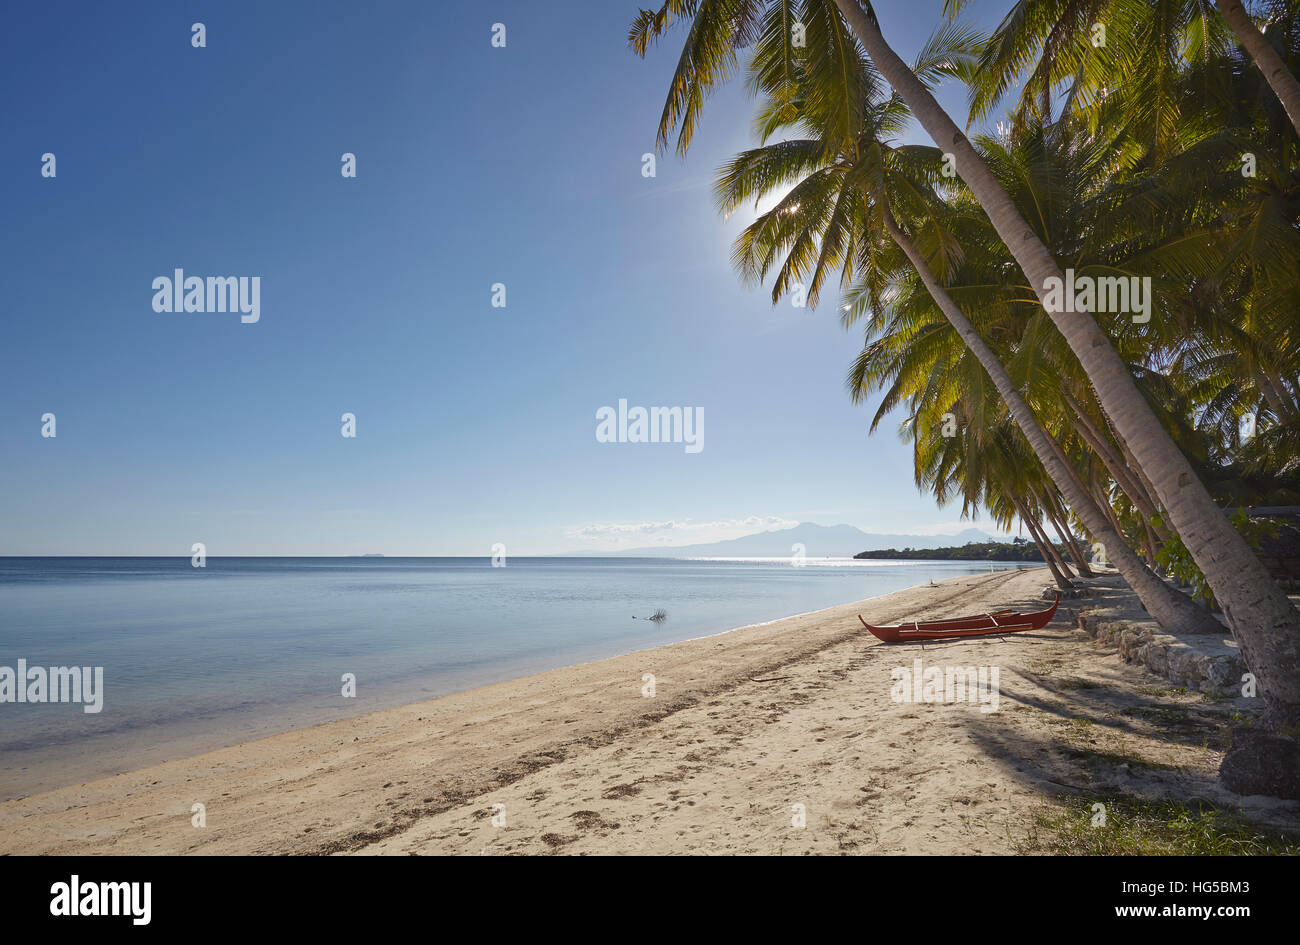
top-left (1119, 627), bottom-right (1145, 661)
top-left (1077, 606), bottom-right (1246, 695)
top-left (1206, 658), bottom-right (1239, 694)
top-left (1220, 731), bottom-right (1300, 800)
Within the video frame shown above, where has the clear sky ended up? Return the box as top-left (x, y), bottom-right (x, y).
top-left (1, 1), bottom-right (1017, 555)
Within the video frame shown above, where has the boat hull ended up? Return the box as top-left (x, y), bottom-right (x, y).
top-left (859, 594), bottom-right (1059, 643)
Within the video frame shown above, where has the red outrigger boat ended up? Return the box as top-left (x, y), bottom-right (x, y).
top-left (858, 593), bottom-right (1059, 643)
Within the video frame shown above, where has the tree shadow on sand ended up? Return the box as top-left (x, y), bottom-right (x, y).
top-left (955, 671), bottom-right (1300, 849)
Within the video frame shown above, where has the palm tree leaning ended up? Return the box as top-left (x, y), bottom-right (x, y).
top-left (957, 0), bottom-right (1300, 142)
top-left (710, 37), bottom-right (1225, 629)
top-left (826, 0), bottom-right (1299, 791)
top-left (631, 0), bottom-right (1300, 794)
top-left (911, 398), bottom-right (1080, 586)
top-left (877, 207), bottom-right (1223, 629)
top-left (1217, 0), bottom-right (1300, 137)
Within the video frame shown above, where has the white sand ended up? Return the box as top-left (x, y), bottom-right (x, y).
top-left (1, 567), bottom-right (1285, 855)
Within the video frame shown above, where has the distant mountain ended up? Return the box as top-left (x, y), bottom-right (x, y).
top-left (607, 522), bottom-right (1001, 558)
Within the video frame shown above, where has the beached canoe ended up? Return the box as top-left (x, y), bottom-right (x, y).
top-left (858, 593), bottom-right (1059, 643)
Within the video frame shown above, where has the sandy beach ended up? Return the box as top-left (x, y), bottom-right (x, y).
top-left (2, 567), bottom-right (1293, 855)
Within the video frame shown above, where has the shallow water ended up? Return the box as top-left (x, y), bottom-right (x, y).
top-left (0, 556), bottom-right (1025, 795)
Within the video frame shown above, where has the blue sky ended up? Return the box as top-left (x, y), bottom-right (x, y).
top-left (1, 1), bottom-right (1016, 555)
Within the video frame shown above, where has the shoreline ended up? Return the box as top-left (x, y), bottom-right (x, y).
top-left (2, 569), bottom-right (978, 801)
top-left (2, 567), bottom-right (1290, 855)
top-left (1, 559), bottom-right (1026, 800)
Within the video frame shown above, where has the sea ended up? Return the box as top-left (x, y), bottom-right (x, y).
top-left (0, 556), bottom-right (1026, 797)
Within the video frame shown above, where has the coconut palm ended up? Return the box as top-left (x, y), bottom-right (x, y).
top-left (712, 36), bottom-right (1223, 629)
top-left (630, 0), bottom-right (1300, 793)
top-left (1217, 0), bottom-right (1300, 136)
top-left (958, 0), bottom-right (1300, 501)
top-left (911, 393), bottom-right (1082, 585)
top-left (959, 0), bottom-right (1300, 140)
top-left (824, 2), bottom-right (1300, 695)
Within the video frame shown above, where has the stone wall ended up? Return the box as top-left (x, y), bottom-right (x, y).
top-left (1074, 609), bottom-right (1245, 696)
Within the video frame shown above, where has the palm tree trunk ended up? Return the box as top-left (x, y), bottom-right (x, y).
top-left (1093, 480), bottom-right (1127, 552)
top-left (1064, 391), bottom-right (1159, 520)
top-left (1039, 486), bottom-right (1095, 577)
top-left (1037, 513), bottom-right (1076, 578)
top-left (1045, 413), bottom-right (1162, 564)
top-left (1069, 402), bottom-right (1170, 549)
top-left (1013, 495), bottom-right (1072, 589)
top-left (1057, 510), bottom-right (1096, 577)
top-left (837, 1), bottom-right (1300, 773)
top-left (1217, 0), bottom-right (1300, 138)
top-left (1143, 519), bottom-right (1164, 571)
top-left (1265, 372), bottom-right (1299, 420)
top-left (1032, 532), bottom-right (1071, 586)
top-left (1256, 370), bottom-right (1297, 423)
top-left (1040, 429), bottom-right (1110, 527)
top-left (1072, 411), bottom-right (1155, 515)
top-left (1099, 405), bottom-right (1175, 541)
top-left (1041, 430), bottom-right (1141, 567)
top-left (881, 209), bottom-right (1219, 634)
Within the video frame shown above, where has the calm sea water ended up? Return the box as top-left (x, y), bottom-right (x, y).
top-left (0, 556), bottom-right (1025, 796)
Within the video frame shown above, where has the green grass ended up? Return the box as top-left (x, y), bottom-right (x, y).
top-left (1061, 745), bottom-right (1183, 772)
top-left (1017, 794), bottom-right (1300, 855)
top-left (1121, 706), bottom-right (1192, 725)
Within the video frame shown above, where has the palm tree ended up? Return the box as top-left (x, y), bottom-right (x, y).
top-left (825, 0), bottom-right (1300, 766)
top-left (854, 205), bottom-right (1222, 615)
top-left (711, 38), bottom-right (1223, 630)
top-left (1217, 0), bottom-right (1300, 136)
top-left (1028, 478), bottom-right (1096, 576)
top-left (958, 0), bottom-right (1300, 548)
top-left (873, 209), bottom-right (1227, 626)
top-left (911, 397), bottom-right (1081, 585)
top-left (631, 0), bottom-right (1300, 793)
top-left (961, 0), bottom-right (1300, 141)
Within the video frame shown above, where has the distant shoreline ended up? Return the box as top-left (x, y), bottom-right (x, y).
top-left (855, 540), bottom-right (1052, 562)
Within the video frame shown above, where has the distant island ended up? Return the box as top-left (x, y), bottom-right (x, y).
top-left (854, 539), bottom-right (1053, 561)
top-left (603, 522), bottom-right (1004, 557)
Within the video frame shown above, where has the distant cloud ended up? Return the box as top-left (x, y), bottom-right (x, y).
top-left (566, 516), bottom-right (799, 548)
